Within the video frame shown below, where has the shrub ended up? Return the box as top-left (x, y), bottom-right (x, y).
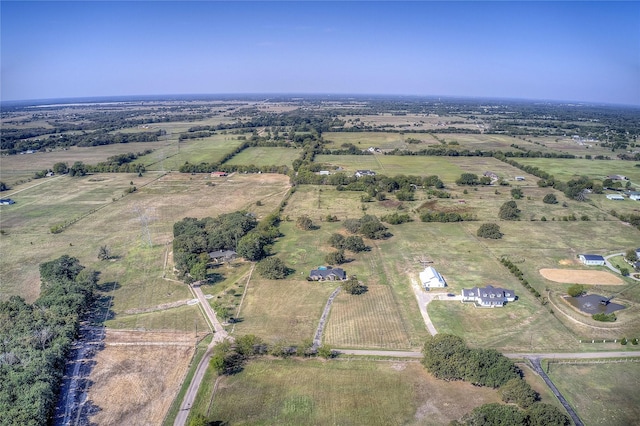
top-left (567, 284), bottom-right (585, 297)
top-left (592, 313), bottom-right (616, 322)
top-left (499, 200), bottom-right (520, 220)
top-left (342, 276), bottom-right (366, 295)
top-left (499, 378), bottom-right (538, 408)
top-left (543, 193), bottom-right (558, 204)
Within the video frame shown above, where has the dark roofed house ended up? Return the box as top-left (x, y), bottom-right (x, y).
top-left (310, 267), bottom-right (347, 281)
top-left (461, 285), bottom-right (516, 307)
top-left (208, 250), bottom-right (237, 263)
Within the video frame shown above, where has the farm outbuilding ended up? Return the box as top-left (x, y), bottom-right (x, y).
top-left (606, 194), bottom-right (625, 200)
top-left (578, 254), bottom-right (605, 266)
top-left (419, 266), bottom-right (446, 289)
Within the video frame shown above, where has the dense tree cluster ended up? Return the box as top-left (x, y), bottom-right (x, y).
top-left (328, 234), bottom-right (367, 253)
top-left (172, 212), bottom-right (258, 279)
top-left (454, 402), bottom-right (570, 426)
top-left (343, 215), bottom-right (391, 239)
top-left (477, 223), bottom-right (503, 239)
top-left (420, 211), bottom-right (475, 223)
top-left (421, 334), bottom-right (519, 388)
top-left (0, 256), bottom-right (97, 425)
top-left (342, 276), bottom-right (367, 295)
top-left (456, 173), bottom-right (491, 186)
top-left (499, 200), bottom-right (520, 220)
top-left (256, 257), bottom-right (289, 279)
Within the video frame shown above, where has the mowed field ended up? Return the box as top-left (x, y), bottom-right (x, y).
top-left (322, 131), bottom-right (439, 151)
top-left (200, 358), bottom-right (502, 426)
top-left (141, 134), bottom-right (245, 171)
top-left (547, 361), bottom-right (640, 426)
top-left (515, 157), bottom-right (640, 183)
top-left (223, 146), bottom-right (301, 168)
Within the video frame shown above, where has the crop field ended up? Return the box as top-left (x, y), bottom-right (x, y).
top-left (223, 146), bottom-right (301, 167)
top-left (141, 134), bottom-right (245, 171)
top-left (0, 173), bottom-right (290, 312)
top-left (515, 158), bottom-right (640, 183)
top-left (324, 285), bottom-right (412, 349)
top-left (201, 358), bottom-right (502, 425)
top-left (547, 361), bottom-right (640, 426)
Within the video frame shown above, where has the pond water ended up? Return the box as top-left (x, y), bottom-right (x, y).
top-left (565, 294), bottom-right (625, 315)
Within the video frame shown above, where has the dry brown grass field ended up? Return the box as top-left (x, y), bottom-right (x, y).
top-left (86, 330), bottom-right (196, 425)
top-left (539, 268), bottom-right (623, 285)
top-left (0, 172), bottom-right (290, 309)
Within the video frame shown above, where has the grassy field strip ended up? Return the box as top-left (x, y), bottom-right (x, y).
top-left (546, 361), bottom-right (640, 426)
top-left (197, 358), bottom-right (502, 425)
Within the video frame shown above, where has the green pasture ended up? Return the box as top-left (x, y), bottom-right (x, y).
top-left (141, 135), bottom-right (244, 171)
top-left (223, 147), bottom-right (300, 168)
top-left (314, 154), bottom-right (541, 183)
top-left (547, 362), bottom-right (640, 426)
top-left (515, 158), bottom-right (640, 183)
top-left (0, 141), bottom-right (174, 185)
top-left (322, 131), bottom-right (436, 151)
top-left (438, 133), bottom-right (556, 154)
top-left (198, 358), bottom-right (501, 426)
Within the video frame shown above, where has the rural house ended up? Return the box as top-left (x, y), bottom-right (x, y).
top-left (309, 267), bottom-right (347, 281)
top-left (419, 266), bottom-right (446, 289)
top-left (208, 250), bottom-right (237, 263)
top-left (628, 192), bottom-right (640, 201)
top-left (461, 285), bottom-right (516, 307)
top-left (578, 254), bottom-right (605, 266)
top-left (355, 170), bottom-right (376, 178)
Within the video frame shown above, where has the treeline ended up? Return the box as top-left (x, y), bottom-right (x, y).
top-left (609, 210), bottom-right (640, 232)
top-left (422, 334), bottom-right (570, 426)
top-left (499, 257), bottom-right (543, 301)
top-left (386, 146), bottom-right (576, 159)
top-left (0, 256), bottom-right (98, 425)
top-left (35, 151), bottom-right (150, 179)
top-left (2, 129), bottom-right (164, 154)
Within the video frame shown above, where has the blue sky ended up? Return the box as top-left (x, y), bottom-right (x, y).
top-left (2, 1), bottom-right (639, 105)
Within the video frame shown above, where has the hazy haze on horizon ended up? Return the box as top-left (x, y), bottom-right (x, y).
top-left (1, 1), bottom-right (639, 105)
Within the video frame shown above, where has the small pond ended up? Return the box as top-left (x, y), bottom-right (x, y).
top-left (565, 294), bottom-right (625, 315)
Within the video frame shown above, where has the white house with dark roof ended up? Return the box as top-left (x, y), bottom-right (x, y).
top-left (355, 170), bottom-right (376, 178)
top-left (310, 267), bottom-right (346, 281)
top-left (419, 266), bottom-right (446, 289)
top-left (461, 285), bottom-right (516, 307)
top-left (578, 254), bottom-right (605, 266)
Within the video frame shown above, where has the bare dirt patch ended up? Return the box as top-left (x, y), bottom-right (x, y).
top-left (540, 268), bottom-right (623, 285)
top-left (86, 330), bottom-right (196, 425)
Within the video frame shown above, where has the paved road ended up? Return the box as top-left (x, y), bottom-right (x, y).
top-left (336, 348), bottom-right (640, 360)
top-left (604, 252), bottom-right (640, 281)
top-left (527, 357), bottom-right (584, 426)
top-left (174, 283), bottom-right (231, 426)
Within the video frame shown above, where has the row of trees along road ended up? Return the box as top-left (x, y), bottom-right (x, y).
top-left (0, 255), bottom-right (98, 425)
